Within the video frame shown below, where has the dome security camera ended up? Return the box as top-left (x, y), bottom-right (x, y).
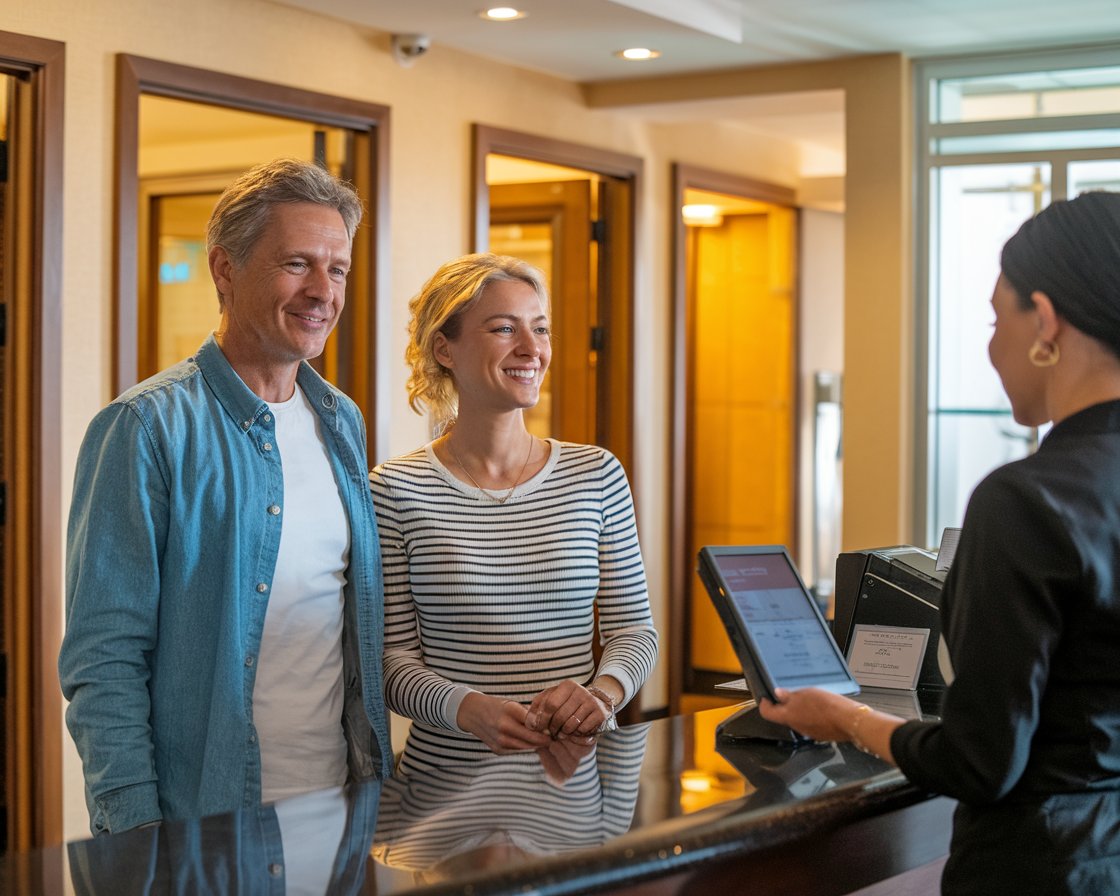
top-left (391, 34), bottom-right (431, 67)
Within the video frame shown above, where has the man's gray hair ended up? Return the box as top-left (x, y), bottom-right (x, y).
top-left (206, 158), bottom-right (363, 269)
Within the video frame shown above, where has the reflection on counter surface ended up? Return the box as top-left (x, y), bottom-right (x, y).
top-left (2, 705), bottom-right (954, 895)
top-left (67, 782), bottom-right (381, 896)
top-left (372, 725), bottom-right (650, 887)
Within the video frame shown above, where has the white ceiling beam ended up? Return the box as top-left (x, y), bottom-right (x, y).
top-left (603, 0), bottom-right (744, 43)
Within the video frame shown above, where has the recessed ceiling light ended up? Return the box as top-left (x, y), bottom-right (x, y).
top-left (615, 47), bottom-right (661, 61)
top-left (480, 7), bottom-right (526, 20)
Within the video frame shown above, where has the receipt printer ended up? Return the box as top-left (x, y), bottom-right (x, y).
top-left (832, 546), bottom-right (949, 692)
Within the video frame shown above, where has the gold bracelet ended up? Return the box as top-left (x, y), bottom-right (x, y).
top-left (849, 703), bottom-right (879, 758)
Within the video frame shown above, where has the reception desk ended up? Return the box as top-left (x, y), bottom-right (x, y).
top-left (3, 703), bottom-right (954, 895)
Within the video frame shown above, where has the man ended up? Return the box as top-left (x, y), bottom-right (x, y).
top-left (60, 159), bottom-right (391, 835)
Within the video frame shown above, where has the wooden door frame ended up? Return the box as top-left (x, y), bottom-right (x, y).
top-left (471, 124), bottom-right (642, 480)
top-left (114, 55), bottom-right (392, 462)
top-left (669, 163), bottom-right (799, 711)
top-left (0, 29), bottom-right (65, 850)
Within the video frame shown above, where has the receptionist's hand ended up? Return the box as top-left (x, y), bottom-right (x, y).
top-left (760, 688), bottom-right (902, 764)
top-left (457, 692), bottom-right (554, 755)
top-left (758, 687), bottom-right (863, 742)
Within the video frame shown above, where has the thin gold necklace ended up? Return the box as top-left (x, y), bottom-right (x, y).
top-left (448, 433), bottom-right (535, 504)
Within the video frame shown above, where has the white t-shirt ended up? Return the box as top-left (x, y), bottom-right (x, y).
top-left (274, 786), bottom-right (349, 895)
top-left (254, 385), bottom-right (350, 803)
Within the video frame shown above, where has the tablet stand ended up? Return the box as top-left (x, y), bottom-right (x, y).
top-left (715, 704), bottom-right (813, 746)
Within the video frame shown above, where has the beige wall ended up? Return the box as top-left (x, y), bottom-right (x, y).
top-left (1, 0), bottom-right (914, 840)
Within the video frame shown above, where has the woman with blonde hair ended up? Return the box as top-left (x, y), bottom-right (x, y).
top-left (370, 253), bottom-right (658, 777)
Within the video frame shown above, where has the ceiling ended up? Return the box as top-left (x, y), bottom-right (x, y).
top-left (266, 0), bottom-right (1119, 181)
top-left (274, 0), bottom-right (1120, 84)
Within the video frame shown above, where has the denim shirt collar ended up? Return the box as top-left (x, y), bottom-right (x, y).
top-left (195, 334), bottom-right (340, 433)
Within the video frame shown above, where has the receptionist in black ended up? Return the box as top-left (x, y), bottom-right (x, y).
top-left (760, 191), bottom-right (1120, 894)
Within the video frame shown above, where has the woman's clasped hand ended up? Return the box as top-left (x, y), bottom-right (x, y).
top-left (525, 678), bottom-right (619, 742)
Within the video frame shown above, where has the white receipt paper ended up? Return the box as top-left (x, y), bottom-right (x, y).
top-left (847, 624), bottom-right (929, 690)
top-left (936, 527), bottom-right (962, 572)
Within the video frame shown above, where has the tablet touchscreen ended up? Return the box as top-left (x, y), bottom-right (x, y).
top-left (699, 545), bottom-right (860, 702)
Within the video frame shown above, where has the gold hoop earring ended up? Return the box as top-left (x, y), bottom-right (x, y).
top-left (1028, 339), bottom-right (1060, 368)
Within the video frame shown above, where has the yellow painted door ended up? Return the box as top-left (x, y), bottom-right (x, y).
top-left (688, 208), bottom-right (797, 676)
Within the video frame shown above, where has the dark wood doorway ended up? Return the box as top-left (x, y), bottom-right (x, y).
top-left (489, 179), bottom-right (595, 444)
top-left (115, 55), bottom-right (391, 462)
top-left (472, 125), bottom-right (640, 482)
top-left (133, 101), bottom-right (356, 390)
top-left (0, 29), bottom-right (65, 850)
top-left (669, 163), bottom-right (800, 711)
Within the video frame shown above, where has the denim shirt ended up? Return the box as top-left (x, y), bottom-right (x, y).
top-left (60, 335), bottom-right (392, 835)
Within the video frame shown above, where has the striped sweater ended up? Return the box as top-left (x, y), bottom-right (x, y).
top-left (369, 439), bottom-right (659, 768)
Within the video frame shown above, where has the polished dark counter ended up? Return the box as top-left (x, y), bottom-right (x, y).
top-left (3, 703), bottom-right (954, 895)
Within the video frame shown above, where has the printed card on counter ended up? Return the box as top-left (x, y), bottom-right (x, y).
top-left (846, 624), bottom-right (929, 690)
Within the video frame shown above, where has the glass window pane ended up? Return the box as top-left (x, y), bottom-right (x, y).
top-left (932, 163), bottom-right (1050, 411)
top-left (1070, 159), bottom-right (1120, 194)
top-left (928, 413), bottom-right (1035, 537)
top-left (927, 163), bottom-right (1050, 543)
top-left (935, 66), bottom-right (1120, 124)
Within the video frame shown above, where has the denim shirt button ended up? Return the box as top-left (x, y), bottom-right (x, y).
top-left (268, 504), bottom-right (281, 515)
top-left (245, 655), bottom-right (254, 667)
top-left (263, 442), bottom-right (273, 452)
top-left (268, 863), bottom-right (283, 878)
top-left (256, 582), bottom-right (268, 593)
top-left (322, 394), bottom-right (336, 409)
top-left (242, 420), bottom-right (252, 431)
top-left (262, 413), bottom-right (272, 423)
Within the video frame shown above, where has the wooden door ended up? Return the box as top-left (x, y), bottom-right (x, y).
top-left (0, 30), bottom-right (66, 849)
top-left (687, 208), bottom-right (798, 681)
top-left (489, 180), bottom-right (595, 444)
top-left (117, 56), bottom-right (390, 463)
